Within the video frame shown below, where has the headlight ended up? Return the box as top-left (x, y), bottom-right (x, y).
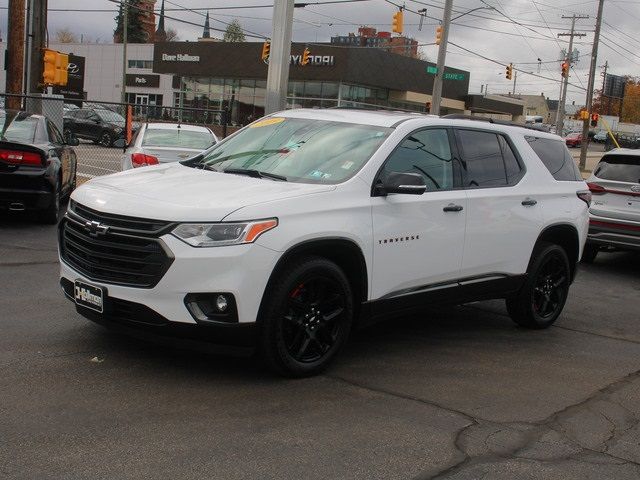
top-left (172, 218), bottom-right (278, 247)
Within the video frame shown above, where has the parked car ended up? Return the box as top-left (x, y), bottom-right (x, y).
top-left (593, 131), bottom-right (608, 143)
top-left (0, 110), bottom-right (78, 223)
top-left (63, 107), bottom-right (126, 147)
top-left (565, 132), bottom-right (584, 148)
top-left (582, 148), bottom-right (640, 262)
top-left (58, 110), bottom-right (589, 376)
top-left (121, 123), bottom-right (217, 170)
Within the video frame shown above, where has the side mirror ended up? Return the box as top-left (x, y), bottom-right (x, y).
top-left (375, 172), bottom-right (427, 196)
top-left (112, 138), bottom-right (126, 149)
top-left (66, 135), bottom-right (80, 146)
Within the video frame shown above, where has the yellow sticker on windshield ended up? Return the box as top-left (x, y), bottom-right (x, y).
top-left (249, 117), bottom-right (285, 128)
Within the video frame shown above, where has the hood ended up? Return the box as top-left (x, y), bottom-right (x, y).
top-left (141, 146), bottom-right (204, 163)
top-left (71, 163), bottom-right (336, 222)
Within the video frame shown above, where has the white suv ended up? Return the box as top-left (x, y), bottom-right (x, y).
top-left (58, 109), bottom-right (590, 376)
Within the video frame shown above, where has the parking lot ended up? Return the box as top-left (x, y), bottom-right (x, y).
top-left (1, 210), bottom-right (639, 480)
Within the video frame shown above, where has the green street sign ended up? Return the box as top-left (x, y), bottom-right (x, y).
top-left (444, 73), bottom-right (465, 81)
top-left (426, 66), bottom-right (437, 74)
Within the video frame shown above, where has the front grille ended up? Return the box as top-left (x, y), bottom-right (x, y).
top-left (59, 205), bottom-right (174, 288)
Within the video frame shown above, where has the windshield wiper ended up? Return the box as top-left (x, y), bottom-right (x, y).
top-left (223, 168), bottom-right (287, 181)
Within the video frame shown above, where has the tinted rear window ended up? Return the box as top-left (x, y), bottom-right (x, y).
top-left (526, 136), bottom-right (582, 181)
top-left (594, 154), bottom-right (640, 183)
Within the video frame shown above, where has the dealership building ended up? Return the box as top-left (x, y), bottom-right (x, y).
top-left (1, 40), bottom-right (524, 123)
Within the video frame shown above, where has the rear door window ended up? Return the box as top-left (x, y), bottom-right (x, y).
top-left (594, 154), bottom-right (640, 183)
top-left (525, 136), bottom-right (582, 181)
top-left (456, 129), bottom-right (522, 187)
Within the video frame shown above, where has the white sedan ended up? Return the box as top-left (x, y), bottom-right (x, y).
top-left (121, 122), bottom-right (218, 170)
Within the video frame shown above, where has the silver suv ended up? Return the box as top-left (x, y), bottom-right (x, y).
top-left (583, 148), bottom-right (640, 262)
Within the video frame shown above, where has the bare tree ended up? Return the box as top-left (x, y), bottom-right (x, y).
top-left (55, 27), bottom-right (78, 43)
top-left (165, 27), bottom-right (179, 41)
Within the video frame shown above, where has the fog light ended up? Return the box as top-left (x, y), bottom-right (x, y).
top-left (216, 294), bottom-right (228, 312)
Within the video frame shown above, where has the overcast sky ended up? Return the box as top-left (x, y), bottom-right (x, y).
top-left (2, 0), bottom-right (639, 104)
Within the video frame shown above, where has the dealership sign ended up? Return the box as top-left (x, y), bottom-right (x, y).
top-left (126, 74), bottom-right (160, 88)
top-left (52, 53), bottom-right (85, 105)
top-left (161, 53), bottom-right (200, 62)
top-left (290, 54), bottom-right (335, 66)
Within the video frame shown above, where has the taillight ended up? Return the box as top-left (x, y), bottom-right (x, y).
top-left (0, 149), bottom-right (43, 166)
top-left (577, 190), bottom-right (592, 206)
top-left (587, 182), bottom-right (606, 195)
top-left (131, 153), bottom-right (159, 168)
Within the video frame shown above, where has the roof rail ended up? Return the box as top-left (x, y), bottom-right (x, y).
top-left (442, 114), bottom-right (549, 133)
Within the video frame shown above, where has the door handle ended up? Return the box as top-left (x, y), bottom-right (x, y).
top-left (521, 198), bottom-right (538, 206)
top-left (443, 203), bottom-right (464, 212)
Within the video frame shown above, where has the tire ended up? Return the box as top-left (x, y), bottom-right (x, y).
top-left (99, 131), bottom-right (113, 147)
top-left (63, 128), bottom-right (73, 143)
top-left (39, 179), bottom-right (60, 224)
top-left (581, 243), bottom-right (599, 264)
top-left (259, 256), bottom-right (354, 377)
top-left (506, 242), bottom-right (571, 329)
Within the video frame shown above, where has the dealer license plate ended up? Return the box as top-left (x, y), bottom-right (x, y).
top-left (74, 280), bottom-right (104, 313)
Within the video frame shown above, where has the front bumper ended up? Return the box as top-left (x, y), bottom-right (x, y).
top-left (60, 278), bottom-right (257, 350)
top-left (587, 216), bottom-right (640, 251)
top-left (60, 233), bottom-right (282, 344)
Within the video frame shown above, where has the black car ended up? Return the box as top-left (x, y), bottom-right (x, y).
top-left (63, 107), bottom-right (126, 147)
top-left (0, 111), bottom-right (78, 223)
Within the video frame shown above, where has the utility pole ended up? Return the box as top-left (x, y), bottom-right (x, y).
top-left (5, 0), bottom-right (26, 110)
top-left (513, 70), bottom-right (517, 96)
top-left (579, 0), bottom-right (604, 170)
top-left (121, 0), bottom-right (128, 104)
top-left (265, 0), bottom-right (294, 114)
top-left (429, 0), bottom-right (453, 116)
top-left (556, 15), bottom-right (587, 136)
top-left (27, 0), bottom-right (47, 94)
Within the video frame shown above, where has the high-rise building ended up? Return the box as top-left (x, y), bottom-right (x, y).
top-left (330, 26), bottom-right (419, 58)
top-left (114, 0), bottom-right (157, 43)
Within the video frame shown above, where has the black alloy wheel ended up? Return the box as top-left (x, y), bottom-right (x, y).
top-left (531, 253), bottom-right (568, 319)
top-left (260, 256), bottom-right (354, 377)
top-left (99, 132), bottom-right (113, 147)
top-left (63, 128), bottom-right (73, 143)
top-left (507, 242), bottom-right (571, 329)
top-left (283, 277), bottom-right (347, 363)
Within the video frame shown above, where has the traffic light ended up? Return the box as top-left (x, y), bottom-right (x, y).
top-left (435, 25), bottom-right (443, 45)
top-left (392, 10), bottom-right (403, 34)
top-left (261, 41), bottom-right (270, 62)
top-left (42, 49), bottom-right (69, 86)
top-left (590, 113), bottom-right (599, 127)
top-left (580, 110), bottom-right (589, 121)
top-left (561, 61), bottom-right (569, 78)
top-left (506, 63), bottom-right (513, 80)
top-left (54, 52), bottom-right (69, 86)
top-left (43, 49), bottom-right (57, 85)
top-left (301, 47), bottom-right (311, 66)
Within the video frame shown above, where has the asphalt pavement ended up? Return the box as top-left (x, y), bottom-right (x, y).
top-left (1, 210), bottom-right (640, 480)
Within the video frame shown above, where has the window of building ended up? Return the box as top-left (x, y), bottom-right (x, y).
top-left (127, 60), bottom-right (153, 69)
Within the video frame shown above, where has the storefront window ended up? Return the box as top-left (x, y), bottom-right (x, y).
top-left (321, 82), bottom-right (339, 99)
top-left (304, 82), bottom-right (322, 98)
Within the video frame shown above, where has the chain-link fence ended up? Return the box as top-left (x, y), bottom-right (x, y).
top-left (1, 93), bottom-right (237, 181)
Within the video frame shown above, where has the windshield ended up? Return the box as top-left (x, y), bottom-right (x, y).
top-left (196, 117), bottom-right (391, 184)
top-left (594, 154), bottom-right (640, 183)
top-left (142, 128), bottom-right (215, 150)
top-left (1, 113), bottom-right (38, 143)
top-left (96, 109), bottom-right (125, 123)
